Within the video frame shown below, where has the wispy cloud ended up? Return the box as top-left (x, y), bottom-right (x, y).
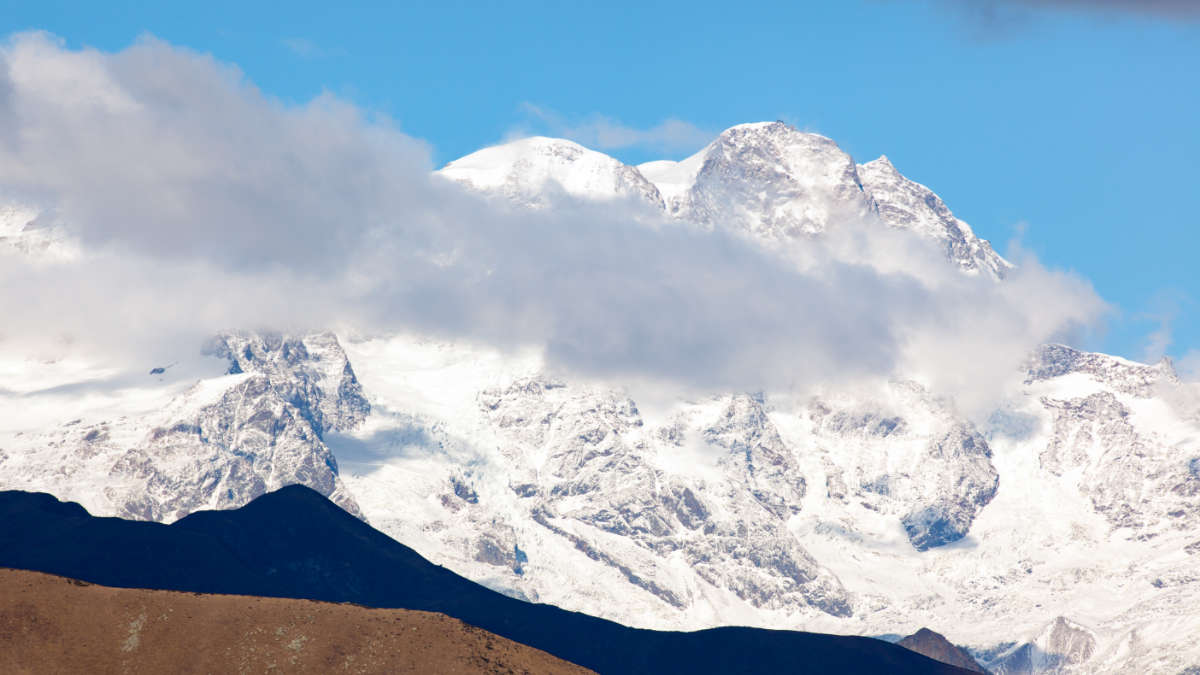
top-left (281, 37), bottom-right (328, 58)
top-left (514, 103), bottom-right (713, 155)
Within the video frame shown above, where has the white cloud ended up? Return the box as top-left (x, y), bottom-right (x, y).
top-left (0, 32), bottom-right (1108, 410)
top-left (514, 103), bottom-right (713, 155)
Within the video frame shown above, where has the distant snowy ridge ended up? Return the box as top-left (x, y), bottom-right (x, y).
top-left (442, 121), bottom-right (1010, 278)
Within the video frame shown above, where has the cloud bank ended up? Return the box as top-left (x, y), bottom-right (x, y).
top-left (0, 32), bottom-right (1106, 408)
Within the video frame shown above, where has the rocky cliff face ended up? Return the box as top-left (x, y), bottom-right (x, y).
top-left (329, 335), bottom-right (1004, 632)
top-left (1029, 345), bottom-right (1199, 538)
top-left (810, 382), bottom-right (999, 552)
top-left (206, 332), bottom-right (371, 438)
top-left (477, 383), bottom-right (852, 616)
top-left (0, 332), bottom-right (367, 521)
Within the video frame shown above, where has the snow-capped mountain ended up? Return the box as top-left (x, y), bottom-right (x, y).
top-left (2, 122), bottom-right (1197, 673)
top-left (439, 121), bottom-right (1009, 278)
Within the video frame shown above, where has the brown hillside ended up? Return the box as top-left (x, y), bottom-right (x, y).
top-left (0, 568), bottom-right (593, 674)
top-left (898, 627), bottom-right (988, 673)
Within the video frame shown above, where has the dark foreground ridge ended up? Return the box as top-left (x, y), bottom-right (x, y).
top-left (0, 486), bottom-right (976, 674)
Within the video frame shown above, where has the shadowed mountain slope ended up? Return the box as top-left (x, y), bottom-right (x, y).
top-left (0, 485), bottom-right (975, 674)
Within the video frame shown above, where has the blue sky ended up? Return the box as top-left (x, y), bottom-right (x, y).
top-left (2, 0), bottom-right (1197, 366)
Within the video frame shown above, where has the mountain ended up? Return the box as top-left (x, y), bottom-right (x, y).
top-left (899, 628), bottom-right (989, 673)
top-left (0, 486), bottom-right (976, 675)
top-left (1, 567), bottom-right (592, 674)
top-left (638, 121), bottom-right (876, 240)
top-left (3, 121), bottom-right (1199, 673)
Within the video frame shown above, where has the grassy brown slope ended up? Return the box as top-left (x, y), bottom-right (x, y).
top-left (0, 568), bottom-right (593, 675)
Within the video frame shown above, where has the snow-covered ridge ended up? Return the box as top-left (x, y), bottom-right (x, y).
top-left (439, 136), bottom-right (664, 210)
top-left (857, 155), bottom-right (1010, 278)
top-left (443, 121), bottom-right (1010, 278)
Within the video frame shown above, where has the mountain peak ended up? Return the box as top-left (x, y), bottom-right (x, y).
top-left (863, 154), bottom-right (897, 171)
top-left (438, 135), bottom-right (664, 209)
top-left (719, 119), bottom-right (793, 135)
top-left (657, 119), bottom-right (870, 238)
top-left (711, 120), bottom-right (836, 151)
top-left (898, 628), bottom-right (988, 673)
